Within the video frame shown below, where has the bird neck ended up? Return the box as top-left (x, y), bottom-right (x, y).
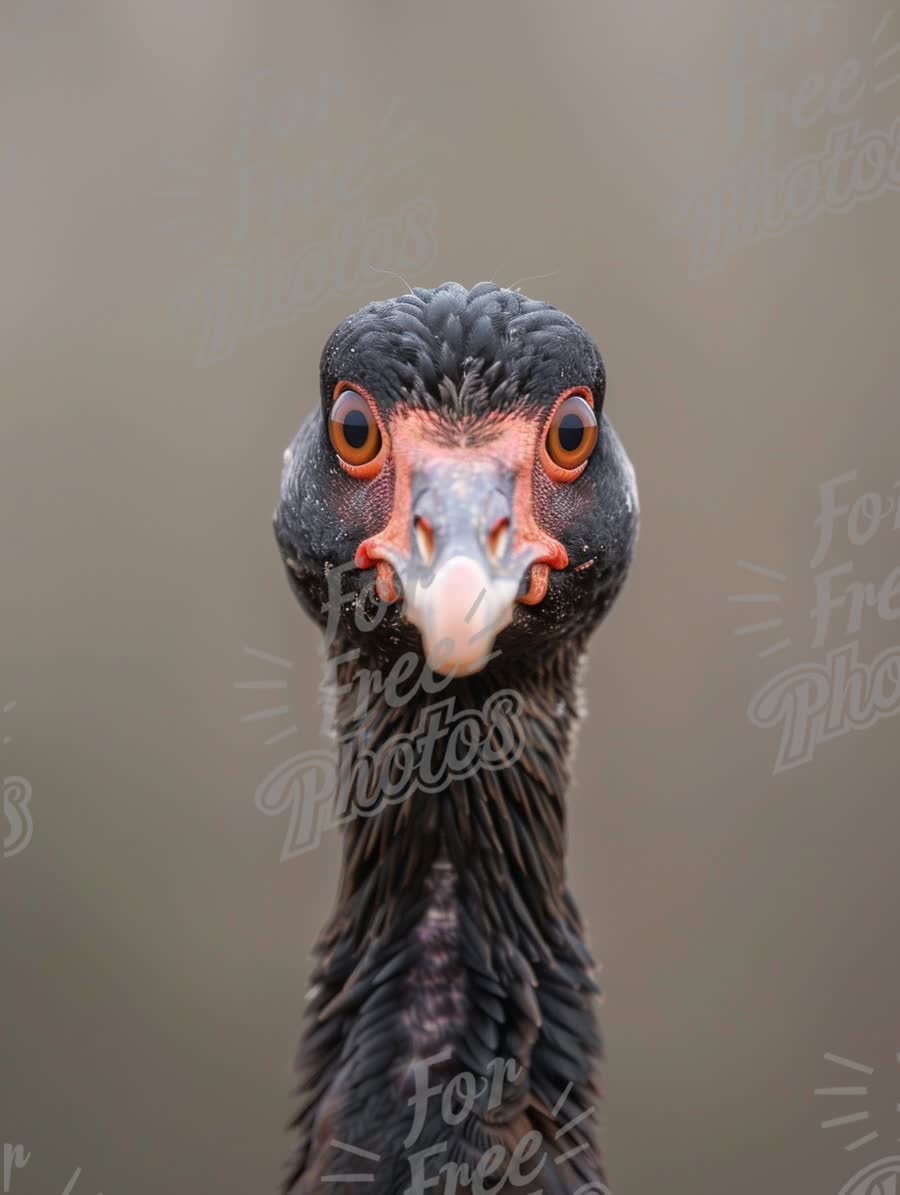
top-left (286, 640), bottom-right (604, 1191)
top-left (322, 638), bottom-right (586, 939)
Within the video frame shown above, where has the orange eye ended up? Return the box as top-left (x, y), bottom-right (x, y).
top-left (329, 388), bottom-right (383, 471)
top-left (544, 392), bottom-right (598, 476)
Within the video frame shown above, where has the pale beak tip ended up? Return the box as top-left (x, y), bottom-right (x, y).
top-left (402, 555), bottom-right (516, 677)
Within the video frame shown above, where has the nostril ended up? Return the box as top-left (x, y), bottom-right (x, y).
top-left (414, 516), bottom-right (434, 566)
top-left (487, 517), bottom-right (510, 565)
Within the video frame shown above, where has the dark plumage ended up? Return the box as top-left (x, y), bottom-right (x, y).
top-left (274, 282), bottom-right (638, 1193)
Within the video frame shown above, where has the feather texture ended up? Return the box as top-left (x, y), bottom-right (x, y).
top-left (284, 645), bottom-right (607, 1195)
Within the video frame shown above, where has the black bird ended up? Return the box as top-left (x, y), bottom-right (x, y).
top-left (274, 281), bottom-right (638, 1194)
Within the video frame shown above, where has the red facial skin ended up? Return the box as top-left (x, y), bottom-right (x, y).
top-left (353, 413), bottom-right (566, 604)
top-left (327, 383), bottom-right (596, 610)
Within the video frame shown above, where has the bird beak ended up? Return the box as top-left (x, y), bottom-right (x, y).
top-left (356, 451), bottom-right (567, 677)
top-left (401, 465), bottom-right (526, 676)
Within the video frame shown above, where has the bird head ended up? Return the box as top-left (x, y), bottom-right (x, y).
top-left (275, 282), bottom-right (638, 677)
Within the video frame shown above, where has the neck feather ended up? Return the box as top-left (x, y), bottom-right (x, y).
top-left (285, 639), bottom-right (604, 1193)
top-left (323, 641), bottom-right (585, 950)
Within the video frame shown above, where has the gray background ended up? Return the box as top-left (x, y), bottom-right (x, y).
top-left (2, 2), bottom-right (899, 1193)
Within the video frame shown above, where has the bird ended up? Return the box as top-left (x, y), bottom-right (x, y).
top-left (273, 281), bottom-right (639, 1194)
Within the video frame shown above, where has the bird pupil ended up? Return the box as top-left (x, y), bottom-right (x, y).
top-left (558, 413), bottom-right (584, 453)
top-left (342, 409), bottom-right (369, 449)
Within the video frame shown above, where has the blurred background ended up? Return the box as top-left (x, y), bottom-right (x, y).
top-left (2, 2), bottom-right (900, 1192)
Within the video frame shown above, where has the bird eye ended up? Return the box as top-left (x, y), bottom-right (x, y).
top-left (329, 388), bottom-right (383, 471)
top-left (543, 392), bottom-right (598, 477)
